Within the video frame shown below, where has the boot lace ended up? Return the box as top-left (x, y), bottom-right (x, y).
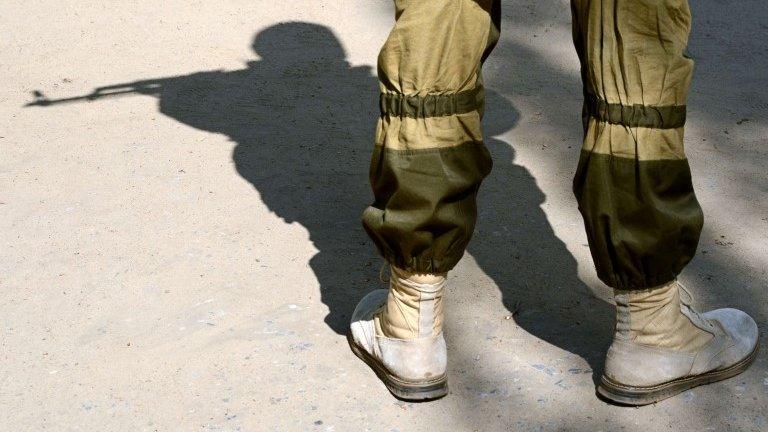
top-left (677, 281), bottom-right (715, 330)
top-left (379, 261), bottom-right (390, 284)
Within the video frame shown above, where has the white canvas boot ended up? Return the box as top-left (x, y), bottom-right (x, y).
top-left (599, 280), bottom-right (759, 405)
top-left (348, 266), bottom-right (448, 400)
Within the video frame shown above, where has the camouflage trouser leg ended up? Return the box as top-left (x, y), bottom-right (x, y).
top-left (571, 0), bottom-right (704, 289)
top-left (362, 0), bottom-right (501, 274)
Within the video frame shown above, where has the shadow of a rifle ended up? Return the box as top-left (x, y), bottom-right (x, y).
top-left (25, 79), bottom-right (169, 107)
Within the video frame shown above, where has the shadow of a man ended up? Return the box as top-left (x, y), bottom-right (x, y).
top-left (28, 22), bottom-right (611, 382)
top-left (152, 22), bottom-right (380, 333)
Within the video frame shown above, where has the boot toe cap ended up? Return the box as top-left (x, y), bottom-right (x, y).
top-left (704, 308), bottom-right (759, 365)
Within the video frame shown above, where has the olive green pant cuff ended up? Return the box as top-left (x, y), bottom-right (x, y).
top-left (376, 249), bottom-right (462, 275)
top-left (597, 271), bottom-right (680, 291)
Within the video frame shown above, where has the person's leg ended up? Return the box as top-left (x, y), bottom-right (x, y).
top-left (571, 0), bottom-right (758, 405)
top-left (362, 0), bottom-right (500, 275)
top-left (350, 0), bottom-right (500, 400)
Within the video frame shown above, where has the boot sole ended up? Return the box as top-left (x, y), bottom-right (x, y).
top-left (598, 339), bottom-right (760, 406)
top-left (346, 332), bottom-right (448, 401)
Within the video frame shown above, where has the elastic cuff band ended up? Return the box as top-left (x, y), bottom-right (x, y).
top-left (380, 86), bottom-right (484, 119)
top-left (585, 93), bottom-right (686, 129)
top-left (380, 250), bottom-right (461, 275)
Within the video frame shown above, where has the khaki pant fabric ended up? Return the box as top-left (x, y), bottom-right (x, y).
top-left (363, 0), bottom-right (703, 289)
top-left (362, 0), bottom-right (500, 274)
top-left (571, 0), bottom-right (703, 289)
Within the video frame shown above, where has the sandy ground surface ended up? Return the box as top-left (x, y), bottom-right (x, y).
top-left (2, 1), bottom-right (767, 431)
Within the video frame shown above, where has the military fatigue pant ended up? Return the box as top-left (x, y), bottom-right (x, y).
top-left (362, 0), bottom-right (703, 290)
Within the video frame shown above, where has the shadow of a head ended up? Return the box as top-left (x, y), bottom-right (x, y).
top-left (251, 22), bottom-right (347, 67)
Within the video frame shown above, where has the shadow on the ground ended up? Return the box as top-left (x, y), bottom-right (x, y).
top-left (28, 23), bottom-right (377, 334)
top-left (26, 19), bottom-right (610, 390)
top-left (471, 136), bottom-right (613, 386)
